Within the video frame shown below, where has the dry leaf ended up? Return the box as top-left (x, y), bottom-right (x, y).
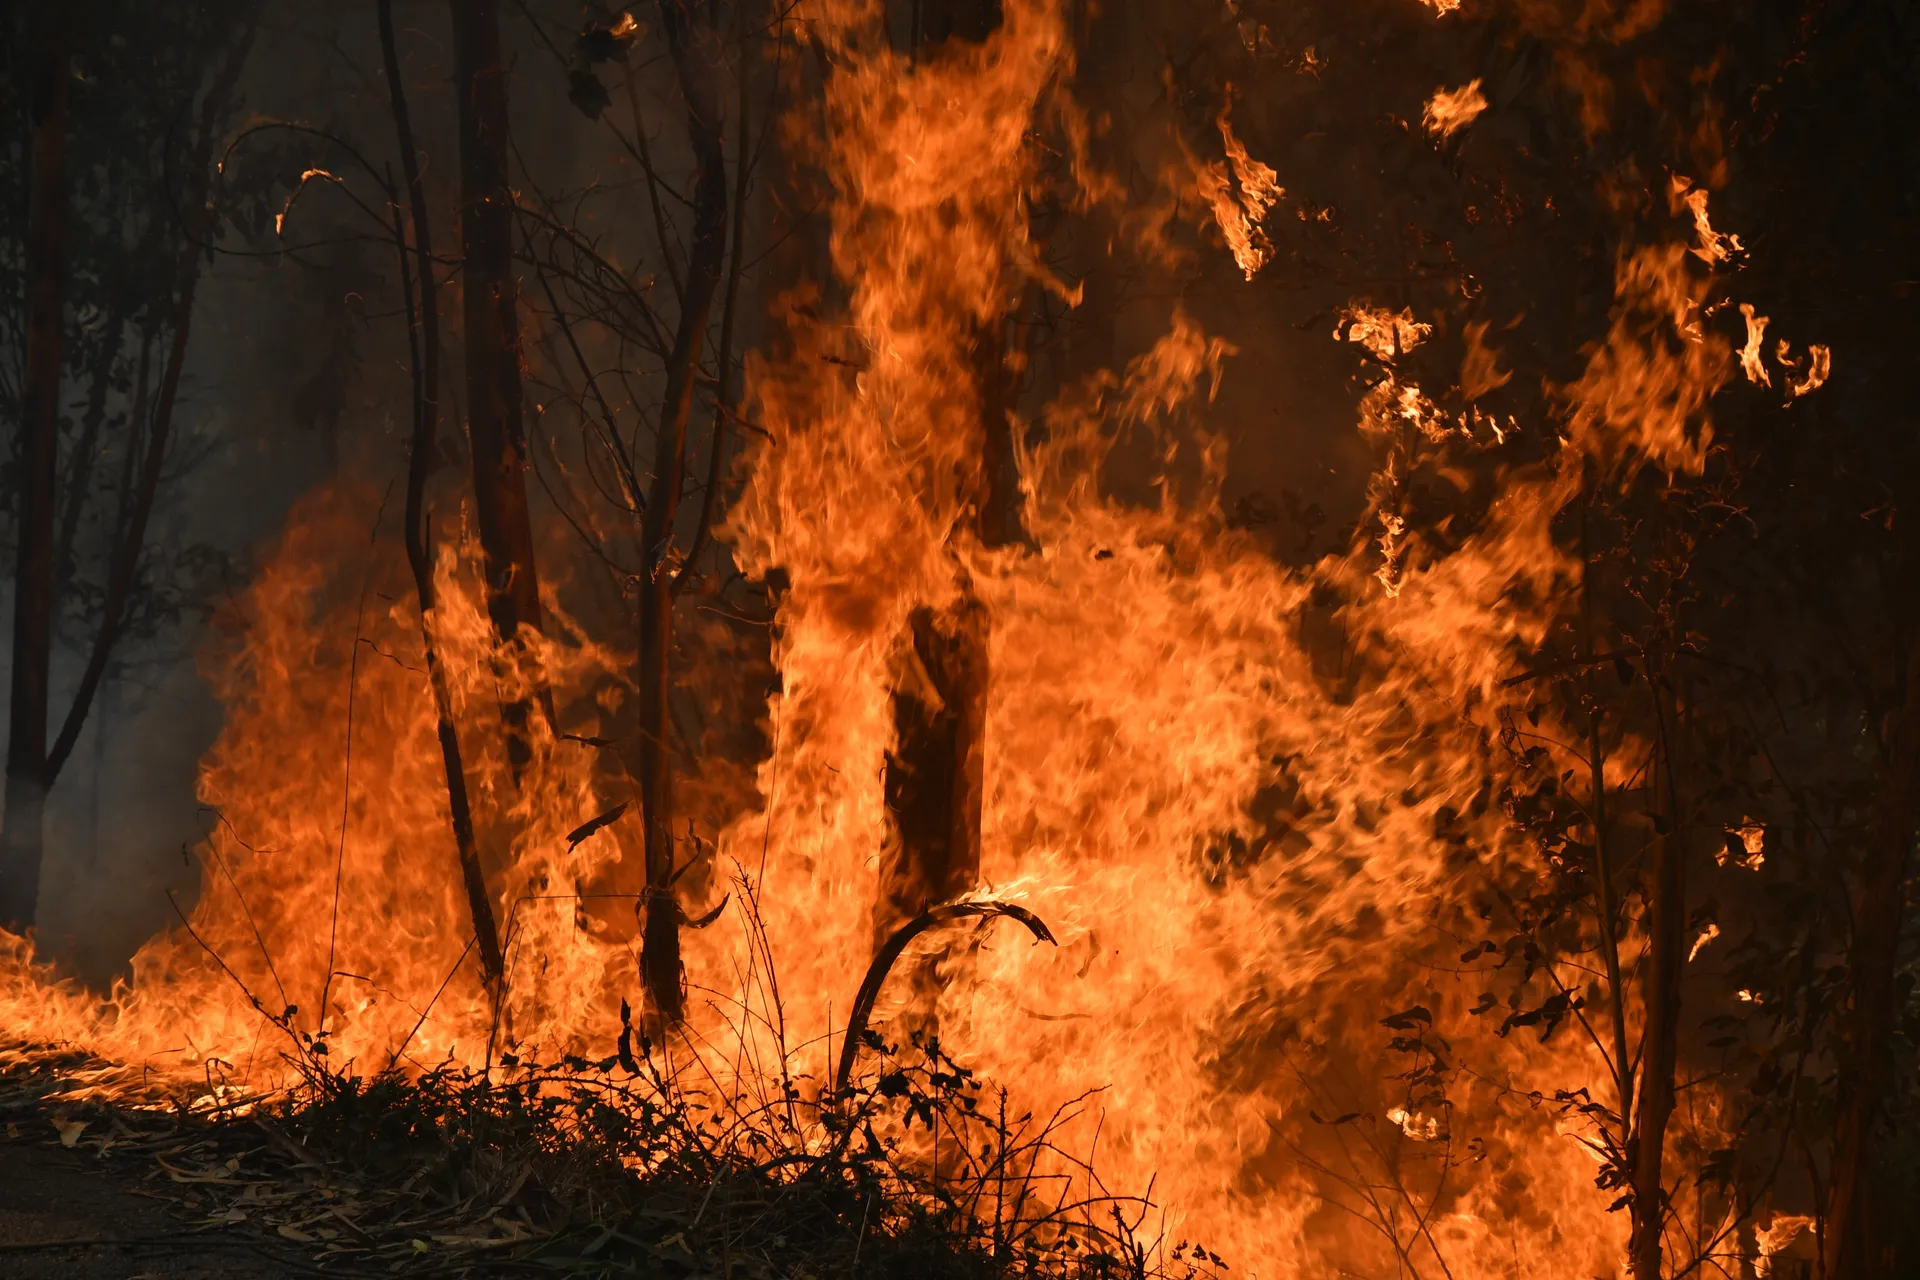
top-left (54, 1118), bottom-right (88, 1148)
top-left (277, 1223), bottom-right (315, 1243)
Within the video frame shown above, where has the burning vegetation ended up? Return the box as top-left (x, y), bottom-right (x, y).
top-left (0, 0), bottom-right (1916, 1277)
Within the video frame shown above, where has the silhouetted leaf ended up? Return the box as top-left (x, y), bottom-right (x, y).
top-left (568, 68), bottom-right (611, 120)
top-left (567, 802), bottom-right (630, 849)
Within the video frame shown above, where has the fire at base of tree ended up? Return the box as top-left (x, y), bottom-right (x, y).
top-left (0, 1), bottom-right (1915, 1278)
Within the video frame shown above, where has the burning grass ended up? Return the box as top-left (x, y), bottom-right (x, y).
top-left (0, 945), bottom-right (1213, 1279)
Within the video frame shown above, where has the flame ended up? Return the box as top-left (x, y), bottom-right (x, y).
top-left (1195, 94), bottom-right (1283, 280)
top-left (1739, 303), bottom-right (1771, 386)
top-left (1341, 303), bottom-right (1432, 361)
top-left (1782, 341), bottom-right (1832, 397)
top-left (1722, 819), bottom-right (1766, 868)
top-left (1423, 79), bottom-right (1488, 138)
top-left (1756, 1214), bottom-right (1813, 1276)
top-left (1672, 174), bottom-right (1743, 265)
top-left (0, 1), bottom-right (1791, 1276)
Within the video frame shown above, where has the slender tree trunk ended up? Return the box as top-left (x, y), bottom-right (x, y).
top-left (1824, 639), bottom-right (1920, 1280)
top-left (1630, 672), bottom-right (1688, 1279)
top-left (638, 0), bottom-right (730, 1023)
top-left (382, 0), bottom-right (505, 987)
top-left (673, 19), bottom-right (755, 588)
top-left (450, 0), bottom-right (545, 777)
top-left (0, 20), bottom-right (71, 932)
top-left (54, 315), bottom-right (125, 592)
top-left (1581, 497), bottom-right (1634, 1136)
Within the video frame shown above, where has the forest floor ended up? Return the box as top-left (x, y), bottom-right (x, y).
top-left (0, 1125), bottom-right (321, 1278)
top-left (0, 1041), bottom-right (1159, 1280)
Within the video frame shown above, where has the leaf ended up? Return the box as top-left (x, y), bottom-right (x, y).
top-left (617, 999), bottom-right (640, 1075)
top-left (1309, 1110), bottom-right (1361, 1126)
top-left (566, 802), bottom-right (630, 850)
top-left (278, 1224), bottom-right (315, 1243)
top-left (562, 733), bottom-right (618, 749)
top-left (53, 1118), bottom-right (88, 1148)
top-left (1380, 1005), bottom-right (1434, 1030)
top-left (576, 15), bottom-right (640, 64)
top-left (567, 69), bottom-right (612, 122)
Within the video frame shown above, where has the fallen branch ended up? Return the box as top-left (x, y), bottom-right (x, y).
top-left (834, 899), bottom-right (1055, 1096)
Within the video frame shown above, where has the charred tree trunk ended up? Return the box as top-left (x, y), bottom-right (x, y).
top-left (638, 0), bottom-right (730, 1024)
top-left (0, 18), bottom-right (71, 932)
top-left (877, 599), bottom-right (990, 941)
top-left (382, 0), bottom-right (505, 988)
top-left (450, 0), bottom-right (545, 777)
top-left (873, 0), bottom-right (1021, 956)
top-left (914, 0), bottom-right (1002, 46)
top-left (1823, 638), bottom-right (1920, 1280)
top-left (1629, 674), bottom-right (1688, 1279)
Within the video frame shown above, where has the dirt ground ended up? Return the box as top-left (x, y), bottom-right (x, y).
top-left (0, 1131), bottom-right (324, 1279)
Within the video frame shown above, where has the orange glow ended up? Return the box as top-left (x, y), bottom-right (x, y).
top-left (0, 3), bottom-right (1833, 1277)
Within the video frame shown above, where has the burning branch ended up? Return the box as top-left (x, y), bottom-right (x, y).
top-left (834, 899), bottom-right (1056, 1098)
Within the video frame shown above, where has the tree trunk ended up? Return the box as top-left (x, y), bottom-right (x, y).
top-left (638, 0), bottom-right (730, 1024)
top-left (874, 0), bottom-right (1020, 954)
top-left (876, 599), bottom-right (990, 945)
top-left (383, 0), bottom-right (505, 988)
top-left (1823, 639), bottom-right (1920, 1280)
top-left (450, 0), bottom-right (545, 777)
top-left (0, 20), bottom-right (71, 932)
top-left (916, 0), bottom-right (1002, 46)
top-left (1630, 677), bottom-right (1688, 1278)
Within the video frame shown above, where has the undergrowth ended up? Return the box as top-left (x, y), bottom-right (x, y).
top-left (241, 1022), bottom-right (1218, 1278)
